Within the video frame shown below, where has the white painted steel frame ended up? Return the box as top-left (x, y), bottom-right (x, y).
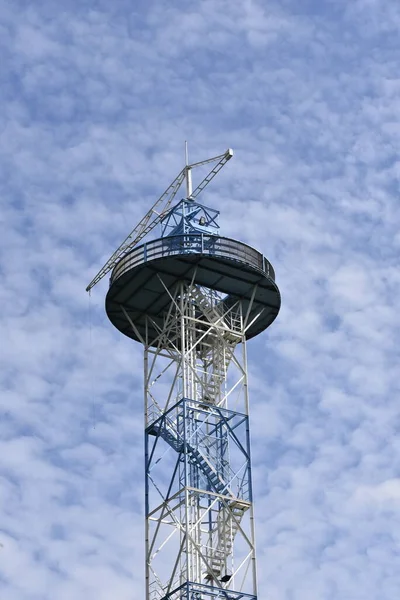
top-left (123, 274), bottom-right (260, 600)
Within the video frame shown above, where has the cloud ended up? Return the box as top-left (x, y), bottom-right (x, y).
top-left (1, 0), bottom-right (400, 598)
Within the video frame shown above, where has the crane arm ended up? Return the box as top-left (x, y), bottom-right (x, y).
top-left (86, 168), bottom-right (186, 292)
top-left (190, 148), bottom-right (233, 199)
top-left (86, 147), bottom-right (234, 292)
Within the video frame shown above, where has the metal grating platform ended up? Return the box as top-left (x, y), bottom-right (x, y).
top-left (106, 234), bottom-right (281, 347)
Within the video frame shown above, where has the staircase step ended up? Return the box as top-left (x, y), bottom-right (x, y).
top-left (151, 420), bottom-right (229, 495)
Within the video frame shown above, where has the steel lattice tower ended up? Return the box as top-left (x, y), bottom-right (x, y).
top-left (88, 149), bottom-right (281, 600)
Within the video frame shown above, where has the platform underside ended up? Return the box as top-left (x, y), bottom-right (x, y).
top-left (106, 251), bottom-right (281, 346)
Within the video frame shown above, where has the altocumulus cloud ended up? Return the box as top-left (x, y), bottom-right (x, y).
top-left (1, 0), bottom-right (400, 599)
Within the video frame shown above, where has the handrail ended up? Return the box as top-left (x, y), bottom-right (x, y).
top-left (110, 234), bottom-right (275, 285)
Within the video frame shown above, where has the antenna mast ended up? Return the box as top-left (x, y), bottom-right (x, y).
top-left (185, 141), bottom-right (193, 198)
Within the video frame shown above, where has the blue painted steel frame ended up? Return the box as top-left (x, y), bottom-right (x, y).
top-left (160, 199), bottom-right (220, 238)
top-left (145, 396), bottom-right (256, 597)
top-left (161, 581), bottom-right (257, 600)
top-left (145, 398), bottom-right (253, 503)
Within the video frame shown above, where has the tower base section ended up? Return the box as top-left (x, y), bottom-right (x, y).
top-left (161, 582), bottom-right (256, 600)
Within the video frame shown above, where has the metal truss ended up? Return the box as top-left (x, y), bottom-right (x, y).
top-left (86, 148), bottom-right (233, 292)
top-left (122, 274), bottom-right (259, 600)
top-left (160, 200), bottom-right (220, 238)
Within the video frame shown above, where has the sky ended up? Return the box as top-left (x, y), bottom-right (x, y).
top-left (1, 0), bottom-right (400, 598)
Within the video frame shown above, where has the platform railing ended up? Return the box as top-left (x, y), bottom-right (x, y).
top-left (110, 234), bottom-right (275, 285)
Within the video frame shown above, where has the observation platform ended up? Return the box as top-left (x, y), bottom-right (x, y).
top-left (105, 234), bottom-right (281, 346)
